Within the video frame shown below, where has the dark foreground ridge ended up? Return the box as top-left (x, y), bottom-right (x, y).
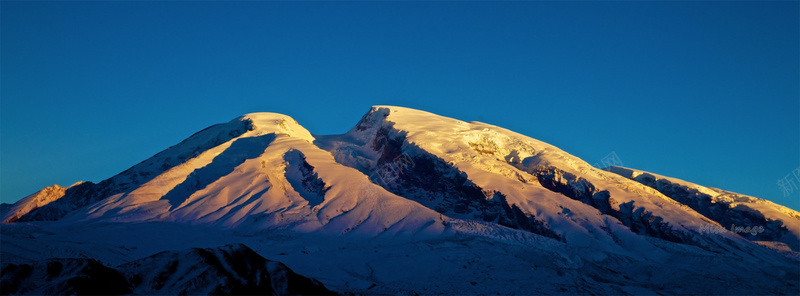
top-left (0, 244), bottom-right (335, 296)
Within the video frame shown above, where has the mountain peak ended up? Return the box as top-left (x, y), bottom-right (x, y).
top-left (368, 105), bottom-right (445, 122)
top-left (238, 113), bottom-right (314, 142)
top-left (2, 184), bottom-right (70, 223)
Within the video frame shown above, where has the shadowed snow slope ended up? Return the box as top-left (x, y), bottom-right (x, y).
top-left (2, 106), bottom-right (798, 295)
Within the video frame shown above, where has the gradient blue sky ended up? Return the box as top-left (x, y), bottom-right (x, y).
top-left (2, 1), bottom-right (798, 210)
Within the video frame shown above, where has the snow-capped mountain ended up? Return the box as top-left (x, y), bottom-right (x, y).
top-left (322, 107), bottom-right (730, 245)
top-left (2, 106), bottom-right (798, 295)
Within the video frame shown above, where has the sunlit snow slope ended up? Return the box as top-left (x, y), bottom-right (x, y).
top-left (319, 106), bottom-right (797, 251)
top-left (1, 183), bottom-right (78, 223)
top-left (3, 106), bottom-right (798, 295)
top-left (46, 113), bottom-right (447, 238)
top-left (8, 106), bottom-right (799, 251)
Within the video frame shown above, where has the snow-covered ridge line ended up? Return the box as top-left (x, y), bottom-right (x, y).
top-left (1, 183), bottom-right (88, 223)
top-left (324, 107), bottom-right (750, 250)
top-left (8, 113), bottom-right (318, 223)
top-left (607, 165), bottom-right (800, 251)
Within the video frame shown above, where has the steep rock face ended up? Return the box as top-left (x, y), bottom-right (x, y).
top-left (608, 166), bottom-right (800, 250)
top-left (527, 166), bottom-right (683, 242)
top-left (284, 150), bottom-right (329, 207)
top-left (531, 166), bottom-right (597, 204)
top-left (0, 258), bottom-right (131, 295)
top-left (615, 200), bottom-right (685, 242)
top-left (527, 166), bottom-right (613, 216)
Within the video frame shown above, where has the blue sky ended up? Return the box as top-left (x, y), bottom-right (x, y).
top-left (1, 1), bottom-right (798, 210)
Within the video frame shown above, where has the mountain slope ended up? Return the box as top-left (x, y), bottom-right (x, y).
top-left (15, 117), bottom-right (257, 223)
top-left (607, 166), bottom-right (800, 251)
